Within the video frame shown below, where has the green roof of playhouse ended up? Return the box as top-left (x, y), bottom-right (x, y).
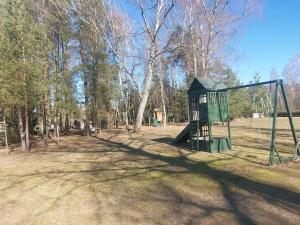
top-left (187, 77), bottom-right (227, 93)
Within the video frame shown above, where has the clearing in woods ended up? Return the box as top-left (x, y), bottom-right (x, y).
top-left (0, 118), bottom-right (300, 225)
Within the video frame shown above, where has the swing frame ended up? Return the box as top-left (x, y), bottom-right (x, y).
top-left (218, 79), bottom-right (300, 166)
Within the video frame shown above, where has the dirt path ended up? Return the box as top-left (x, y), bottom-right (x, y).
top-left (0, 127), bottom-right (299, 225)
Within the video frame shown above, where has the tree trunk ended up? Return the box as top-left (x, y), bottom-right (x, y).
top-left (84, 82), bottom-right (91, 136)
top-left (21, 33), bottom-right (30, 151)
top-left (3, 111), bottom-right (9, 153)
top-left (43, 57), bottom-right (50, 149)
top-left (78, 24), bottom-right (91, 136)
top-left (24, 95), bottom-right (30, 151)
top-left (134, 58), bottom-right (154, 131)
top-left (190, 27), bottom-right (198, 77)
top-left (43, 102), bottom-right (48, 148)
top-left (125, 102), bottom-right (129, 128)
top-left (134, 0), bottom-right (164, 131)
top-left (159, 59), bottom-right (167, 127)
top-left (41, 1), bottom-right (51, 149)
top-left (39, 107), bottom-right (44, 137)
top-left (65, 113), bottom-right (69, 134)
top-left (17, 108), bottom-right (26, 151)
top-left (119, 71), bottom-right (129, 128)
top-left (98, 114), bottom-right (102, 134)
top-left (59, 113), bottom-right (63, 133)
top-left (54, 52), bottom-right (60, 143)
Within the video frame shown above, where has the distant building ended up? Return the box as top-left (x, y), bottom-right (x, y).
top-left (253, 113), bottom-right (264, 119)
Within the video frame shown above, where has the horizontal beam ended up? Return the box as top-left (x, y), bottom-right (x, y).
top-left (217, 79), bottom-right (283, 92)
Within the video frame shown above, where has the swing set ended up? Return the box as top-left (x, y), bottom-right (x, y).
top-left (174, 78), bottom-right (300, 166)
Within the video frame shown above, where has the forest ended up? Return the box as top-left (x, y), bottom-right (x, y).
top-left (0, 0), bottom-right (299, 151)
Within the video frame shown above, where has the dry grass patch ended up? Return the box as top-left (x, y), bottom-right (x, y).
top-left (0, 119), bottom-right (300, 225)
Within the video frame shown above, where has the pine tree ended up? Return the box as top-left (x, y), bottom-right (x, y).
top-left (0, 0), bottom-right (47, 151)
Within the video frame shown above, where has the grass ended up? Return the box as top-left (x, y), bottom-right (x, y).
top-left (0, 118), bottom-right (299, 225)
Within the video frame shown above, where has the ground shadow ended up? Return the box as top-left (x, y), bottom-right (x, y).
top-left (152, 136), bottom-right (269, 166)
top-left (92, 135), bottom-right (300, 225)
top-left (3, 132), bottom-right (299, 225)
top-left (152, 137), bottom-right (190, 149)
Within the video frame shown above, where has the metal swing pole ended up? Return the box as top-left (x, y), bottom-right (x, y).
top-left (218, 80), bottom-right (279, 92)
top-left (226, 93), bottom-right (232, 150)
top-left (252, 86), bottom-right (264, 147)
top-left (269, 80), bottom-right (281, 166)
top-left (216, 79), bottom-right (298, 165)
top-left (251, 86), bottom-right (255, 128)
top-left (279, 81), bottom-right (300, 158)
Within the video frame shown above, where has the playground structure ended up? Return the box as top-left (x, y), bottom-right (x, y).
top-left (149, 108), bottom-right (162, 127)
top-left (174, 78), bottom-right (300, 166)
top-left (174, 78), bottom-right (231, 152)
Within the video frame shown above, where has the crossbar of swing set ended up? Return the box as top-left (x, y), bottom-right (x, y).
top-left (215, 79), bottom-right (300, 166)
top-left (216, 79), bottom-right (281, 92)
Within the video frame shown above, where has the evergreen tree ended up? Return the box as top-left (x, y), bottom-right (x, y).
top-left (225, 68), bottom-right (252, 119)
top-left (0, 0), bottom-right (48, 150)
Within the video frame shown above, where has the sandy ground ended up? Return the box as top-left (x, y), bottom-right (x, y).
top-left (0, 119), bottom-right (300, 225)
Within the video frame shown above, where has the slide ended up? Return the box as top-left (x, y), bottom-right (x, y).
top-left (152, 117), bottom-right (160, 127)
top-left (173, 124), bottom-right (190, 144)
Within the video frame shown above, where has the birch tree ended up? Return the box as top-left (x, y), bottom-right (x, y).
top-left (178, 0), bottom-right (261, 79)
top-left (55, 0), bottom-right (176, 131)
top-left (133, 0), bottom-right (176, 131)
top-left (282, 54), bottom-right (300, 110)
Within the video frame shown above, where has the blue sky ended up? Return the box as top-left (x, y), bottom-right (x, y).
top-left (123, 0), bottom-right (300, 85)
top-left (231, 0), bottom-right (300, 83)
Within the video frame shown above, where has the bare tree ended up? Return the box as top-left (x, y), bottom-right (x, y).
top-left (133, 0), bottom-right (176, 131)
top-left (282, 54), bottom-right (300, 110)
top-left (178, 0), bottom-right (261, 79)
top-left (106, 3), bottom-right (142, 127)
top-left (55, 0), bottom-right (258, 131)
top-left (52, 0), bottom-right (139, 127)
top-left (56, 0), bottom-right (176, 131)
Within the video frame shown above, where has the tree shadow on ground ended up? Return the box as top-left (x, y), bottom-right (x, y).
top-left (152, 137), bottom-right (190, 149)
top-left (3, 132), bottom-right (299, 225)
top-left (231, 126), bottom-right (300, 133)
top-left (93, 135), bottom-right (300, 225)
top-left (152, 136), bottom-right (269, 166)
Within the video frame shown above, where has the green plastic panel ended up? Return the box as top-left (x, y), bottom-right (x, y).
top-left (190, 138), bottom-right (230, 153)
top-left (207, 92), bottom-right (229, 122)
top-left (199, 103), bottom-right (208, 122)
